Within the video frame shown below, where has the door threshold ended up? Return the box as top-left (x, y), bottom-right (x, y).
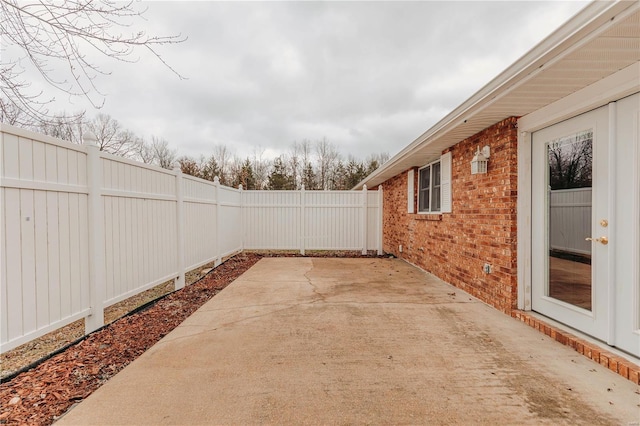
top-left (512, 310), bottom-right (640, 385)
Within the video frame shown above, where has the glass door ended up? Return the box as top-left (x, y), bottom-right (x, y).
top-left (531, 105), bottom-right (609, 341)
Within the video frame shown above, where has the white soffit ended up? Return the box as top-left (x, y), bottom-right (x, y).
top-left (357, 1), bottom-right (640, 190)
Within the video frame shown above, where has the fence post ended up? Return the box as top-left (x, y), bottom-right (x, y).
top-left (214, 177), bottom-right (222, 267)
top-left (238, 184), bottom-right (244, 253)
top-left (174, 166), bottom-right (185, 290)
top-left (83, 132), bottom-right (106, 334)
top-left (362, 184), bottom-right (368, 255)
top-left (300, 185), bottom-right (306, 255)
top-left (377, 185), bottom-right (384, 255)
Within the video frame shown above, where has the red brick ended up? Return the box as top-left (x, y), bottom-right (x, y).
top-left (607, 357), bottom-right (619, 373)
top-left (617, 363), bottom-right (629, 379)
top-left (629, 367), bottom-right (640, 385)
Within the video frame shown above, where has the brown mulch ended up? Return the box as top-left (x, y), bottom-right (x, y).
top-left (0, 251), bottom-right (384, 425)
top-left (0, 253), bottom-right (262, 425)
top-left (1, 265), bottom-right (210, 379)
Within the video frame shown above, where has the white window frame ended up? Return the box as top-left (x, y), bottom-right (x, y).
top-left (407, 169), bottom-right (415, 213)
top-left (418, 159), bottom-right (441, 213)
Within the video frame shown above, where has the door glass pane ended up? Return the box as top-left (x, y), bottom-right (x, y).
top-left (547, 130), bottom-right (593, 310)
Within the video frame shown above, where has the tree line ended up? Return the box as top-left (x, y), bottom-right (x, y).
top-left (178, 139), bottom-right (389, 191)
top-left (5, 109), bottom-right (388, 191)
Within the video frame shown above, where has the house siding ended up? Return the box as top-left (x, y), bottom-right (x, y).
top-left (381, 117), bottom-right (519, 314)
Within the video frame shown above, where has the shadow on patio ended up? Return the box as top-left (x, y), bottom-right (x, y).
top-left (58, 258), bottom-right (638, 425)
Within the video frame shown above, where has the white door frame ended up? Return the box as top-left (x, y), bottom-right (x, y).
top-left (517, 62), bottom-right (640, 319)
top-left (530, 105), bottom-right (609, 340)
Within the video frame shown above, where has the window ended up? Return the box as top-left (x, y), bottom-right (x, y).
top-left (412, 152), bottom-right (451, 214)
top-left (419, 160), bottom-right (441, 212)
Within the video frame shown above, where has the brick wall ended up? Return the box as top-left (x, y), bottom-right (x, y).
top-left (382, 117), bottom-right (518, 314)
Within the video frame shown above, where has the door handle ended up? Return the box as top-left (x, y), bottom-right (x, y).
top-left (585, 236), bottom-right (608, 245)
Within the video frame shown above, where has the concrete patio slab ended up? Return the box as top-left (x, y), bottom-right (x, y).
top-left (58, 258), bottom-right (639, 425)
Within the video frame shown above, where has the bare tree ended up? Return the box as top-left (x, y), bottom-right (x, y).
top-left (548, 133), bottom-right (592, 190)
top-left (211, 145), bottom-right (232, 185)
top-left (84, 113), bottom-right (139, 157)
top-left (298, 139), bottom-right (313, 170)
top-left (315, 138), bottom-right (340, 190)
top-left (251, 147), bottom-right (269, 190)
top-left (0, 97), bottom-right (34, 125)
top-left (135, 138), bottom-right (155, 164)
top-left (286, 143), bottom-right (301, 189)
top-left (36, 111), bottom-right (85, 144)
top-left (1, 0), bottom-right (185, 125)
top-left (150, 136), bottom-right (176, 169)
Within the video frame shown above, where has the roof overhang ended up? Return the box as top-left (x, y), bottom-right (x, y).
top-left (356, 0), bottom-right (640, 190)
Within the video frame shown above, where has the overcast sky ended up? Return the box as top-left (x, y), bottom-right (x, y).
top-left (37, 1), bottom-right (588, 162)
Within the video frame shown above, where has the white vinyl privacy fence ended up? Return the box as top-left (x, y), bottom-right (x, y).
top-left (243, 189), bottom-right (382, 253)
top-left (0, 125), bottom-right (383, 352)
top-left (549, 188), bottom-right (592, 255)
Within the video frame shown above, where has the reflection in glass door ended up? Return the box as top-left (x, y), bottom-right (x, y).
top-left (547, 130), bottom-right (593, 311)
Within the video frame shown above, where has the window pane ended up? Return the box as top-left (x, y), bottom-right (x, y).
top-left (432, 187), bottom-right (441, 211)
top-left (432, 162), bottom-right (441, 211)
top-left (420, 166), bottom-right (430, 188)
top-left (420, 188), bottom-right (430, 211)
top-left (433, 162), bottom-right (441, 186)
top-left (419, 166), bottom-right (431, 212)
top-left (547, 130), bottom-right (593, 310)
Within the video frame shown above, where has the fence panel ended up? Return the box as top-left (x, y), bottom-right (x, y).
top-left (304, 191), bottom-right (362, 250)
top-left (101, 156), bottom-right (178, 307)
top-left (219, 186), bottom-right (243, 257)
top-left (242, 191), bottom-right (301, 249)
top-left (367, 190), bottom-right (381, 250)
top-left (549, 188), bottom-right (592, 255)
top-left (1, 128), bottom-right (91, 351)
top-left (243, 189), bottom-right (382, 253)
top-left (183, 176), bottom-right (218, 270)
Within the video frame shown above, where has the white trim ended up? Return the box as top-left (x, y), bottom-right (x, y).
top-left (407, 169), bottom-right (415, 214)
top-left (517, 131), bottom-right (532, 311)
top-left (440, 152), bottom-right (452, 213)
top-left (607, 102), bottom-right (617, 346)
top-left (634, 110), bottom-right (640, 334)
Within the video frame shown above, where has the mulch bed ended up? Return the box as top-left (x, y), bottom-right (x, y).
top-left (0, 251), bottom-right (384, 425)
top-left (0, 253), bottom-right (262, 425)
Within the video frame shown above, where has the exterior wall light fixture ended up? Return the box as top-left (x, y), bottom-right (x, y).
top-left (471, 145), bottom-right (490, 175)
